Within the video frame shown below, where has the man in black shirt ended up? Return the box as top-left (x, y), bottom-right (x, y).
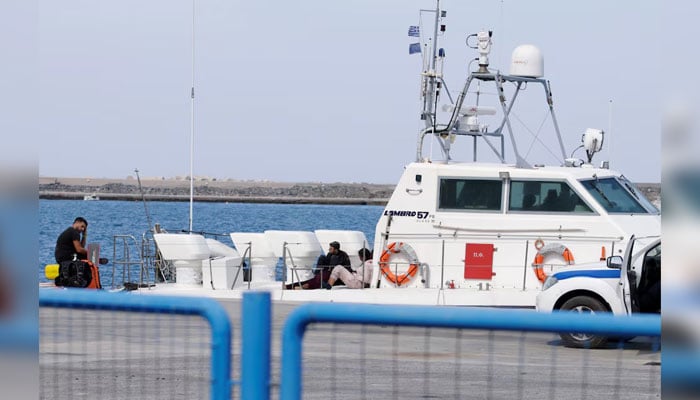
top-left (286, 241), bottom-right (352, 289)
top-left (54, 217), bottom-right (88, 263)
top-left (320, 241), bottom-right (352, 272)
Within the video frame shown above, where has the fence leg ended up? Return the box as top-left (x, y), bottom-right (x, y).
top-left (242, 292), bottom-right (271, 400)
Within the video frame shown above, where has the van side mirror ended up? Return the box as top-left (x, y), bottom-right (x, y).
top-left (607, 255), bottom-right (623, 269)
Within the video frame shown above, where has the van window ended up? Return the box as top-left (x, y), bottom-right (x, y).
top-left (508, 181), bottom-right (593, 213)
top-left (439, 179), bottom-right (502, 211)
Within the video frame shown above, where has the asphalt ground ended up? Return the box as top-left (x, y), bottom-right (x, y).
top-left (40, 299), bottom-right (660, 399)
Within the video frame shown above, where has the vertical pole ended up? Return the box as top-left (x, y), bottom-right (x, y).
top-left (242, 292), bottom-right (271, 400)
top-left (423, 1), bottom-right (441, 132)
top-left (189, 0), bottom-right (196, 233)
top-left (440, 239), bottom-right (445, 290)
top-left (608, 99), bottom-right (613, 163)
top-left (134, 168), bottom-right (153, 233)
top-left (545, 80), bottom-right (567, 161)
top-left (522, 240), bottom-right (530, 290)
top-left (248, 242), bottom-right (253, 289)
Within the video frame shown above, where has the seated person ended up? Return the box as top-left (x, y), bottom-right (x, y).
top-left (55, 217), bottom-right (88, 263)
top-left (540, 189), bottom-right (559, 211)
top-left (285, 241), bottom-right (351, 289)
top-left (554, 185), bottom-right (576, 211)
top-left (326, 248), bottom-right (374, 289)
top-left (522, 194), bottom-right (536, 210)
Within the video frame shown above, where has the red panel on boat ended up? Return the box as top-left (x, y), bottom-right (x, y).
top-left (464, 243), bottom-right (494, 280)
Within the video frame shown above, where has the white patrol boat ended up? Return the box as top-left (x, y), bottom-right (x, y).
top-left (120, 1), bottom-right (659, 307)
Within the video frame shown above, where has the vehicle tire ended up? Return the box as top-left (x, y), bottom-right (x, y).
top-left (607, 335), bottom-right (635, 344)
top-left (558, 295), bottom-right (608, 349)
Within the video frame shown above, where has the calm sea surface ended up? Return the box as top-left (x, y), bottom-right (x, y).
top-left (39, 199), bottom-right (383, 285)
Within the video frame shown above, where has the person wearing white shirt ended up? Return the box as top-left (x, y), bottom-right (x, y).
top-left (326, 248), bottom-right (373, 289)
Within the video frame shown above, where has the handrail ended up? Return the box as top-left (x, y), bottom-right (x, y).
top-left (280, 302), bottom-right (660, 400)
top-left (231, 242), bottom-right (253, 290)
top-left (111, 234), bottom-right (145, 289)
top-left (39, 290), bottom-right (232, 400)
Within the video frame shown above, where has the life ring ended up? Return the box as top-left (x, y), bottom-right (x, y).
top-left (379, 242), bottom-right (419, 286)
top-left (534, 238), bottom-right (545, 250)
top-left (532, 243), bottom-right (575, 283)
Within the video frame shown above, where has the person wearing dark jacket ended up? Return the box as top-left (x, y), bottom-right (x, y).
top-left (317, 241), bottom-right (352, 275)
top-left (287, 241), bottom-right (351, 289)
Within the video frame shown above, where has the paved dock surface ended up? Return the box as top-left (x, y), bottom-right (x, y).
top-left (40, 298), bottom-right (660, 399)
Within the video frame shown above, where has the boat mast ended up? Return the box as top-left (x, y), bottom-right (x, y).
top-left (412, 10), bottom-right (568, 168)
top-left (416, 1), bottom-right (453, 162)
top-left (188, 0), bottom-right (195, 233)
top-left (134, 168), bottom-right (154, 233)
top-left (422, 0), bottom-right (441, 132)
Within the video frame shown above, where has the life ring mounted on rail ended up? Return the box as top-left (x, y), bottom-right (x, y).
top-left (379, 242), bottom-right (420, 286)
top-left (531, 242), bottom-right (575, 283)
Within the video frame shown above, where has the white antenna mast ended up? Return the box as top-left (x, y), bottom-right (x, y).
top-left (607, 99), bottom-right (612, 165)
top-left (188, 0), bottom-right (195, 233)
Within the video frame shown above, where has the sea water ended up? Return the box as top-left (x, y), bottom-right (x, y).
top-left (39, 199), bottom-right (383, 286)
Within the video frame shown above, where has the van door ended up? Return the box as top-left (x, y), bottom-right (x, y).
top-left (619, 237), bottom-right (661, 314)
top-left (618, 236), bottom-right (637, 314)
top-left (637, 243), bottom-right (661, 313)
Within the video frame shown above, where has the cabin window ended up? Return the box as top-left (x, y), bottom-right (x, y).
top-left (508, 181), bottom-right (593, 213)
top-left (581, 177), bottom-right (648, 214)
top-left (439, 178), bottom-right (502, 211)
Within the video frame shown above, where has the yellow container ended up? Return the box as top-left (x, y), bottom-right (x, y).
top-left (45, 264), bottom-right (59, 280)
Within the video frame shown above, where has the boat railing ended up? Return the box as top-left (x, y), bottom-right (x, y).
top-left (390, 229), bottom-right (624, 243)
top-left (285, 265), bottom-right (316, 290)
top-left (222, 241), bottom-right (252, 290)
top-left (142, 229), bottom-right (172, 285)
top-left (379, 232), bottom-right (623, 290)
top-left (111, 234), bottom-right (155, 289)
top-left (282, 241), bottom-right (308, 289)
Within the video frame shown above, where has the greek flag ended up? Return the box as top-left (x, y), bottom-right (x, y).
top-left (409, 42), bottom-right (421, 55)
top-left (408, 25), bottom-right (420, 37)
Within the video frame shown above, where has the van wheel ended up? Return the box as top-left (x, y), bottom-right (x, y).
top-left (558, 296), bottom-right (608, 348)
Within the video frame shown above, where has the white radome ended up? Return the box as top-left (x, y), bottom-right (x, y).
top-left (510, 44), bottom-right (544, 78)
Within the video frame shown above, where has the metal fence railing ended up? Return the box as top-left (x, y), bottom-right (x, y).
top-left (39, 291), bottom-right (662, 400)
top-left (39, 290), bottom-right (232, 400)
top-left (280, 302), bottom-right (661, 400)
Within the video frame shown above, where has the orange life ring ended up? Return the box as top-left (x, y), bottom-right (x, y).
top-left (532, 243), bottom-right (575, 283)
top-left (379, 242), bottom-right (419, 286)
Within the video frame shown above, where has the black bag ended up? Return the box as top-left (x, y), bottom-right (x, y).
top-left (55, 260), bottom-right (93, 288)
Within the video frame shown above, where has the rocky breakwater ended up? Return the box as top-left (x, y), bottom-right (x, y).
top-left (39, 177), bottom-right (661, 208)
top-left (39, 177), bottom-right (395, 205)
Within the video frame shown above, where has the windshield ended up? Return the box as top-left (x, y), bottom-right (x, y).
top-left (580, 177), bottom-right (655, 214)
top-left (618, 175), bottom-right (660, 213)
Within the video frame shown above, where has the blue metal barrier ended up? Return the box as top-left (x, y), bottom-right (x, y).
top-left (242, 292), bottom-right (271, 400)
top-left (0, 318), bottom-right (38, 350)
top-left (280, 303), bottom-right (661, 400)
top-left (39, 289), bottom-right (232, 400)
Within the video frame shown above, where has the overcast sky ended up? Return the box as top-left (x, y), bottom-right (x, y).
top-left (31, 0), bottom-right (666, 184)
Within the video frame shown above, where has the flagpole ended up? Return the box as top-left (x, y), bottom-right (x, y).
top-left (189, 0), bottom-right (195, 233)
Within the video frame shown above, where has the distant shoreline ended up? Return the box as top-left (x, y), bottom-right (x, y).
top-left (38, 176), bottom-right (395, 206)
top-left (38, 176), bottom-right (661, 207)
top-left (39, 191), bottom-right (387, 206)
